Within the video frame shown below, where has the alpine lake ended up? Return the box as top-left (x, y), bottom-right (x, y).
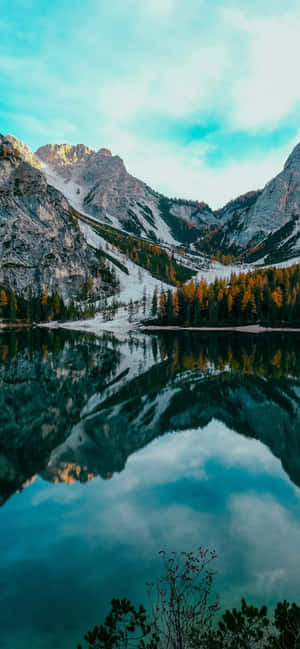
top-left (1, 328), bottom-right (300, 649)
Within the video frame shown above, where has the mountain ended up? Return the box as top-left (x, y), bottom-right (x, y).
top-left (202, 144), bottom-right (300, 262)
top-left (35, 142), bottom-right (220, 244)
top-left (0, 135), bottom-right (117, 300)
top-left (2, 131), bottom-right (300, 304)
top-left (36, 138), bottom-right (300, 262)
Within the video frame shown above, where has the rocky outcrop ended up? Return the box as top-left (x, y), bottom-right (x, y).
top-left (36, 142), bottom-right (94, 171)
top-left (0, 134), bottom-right (109, 300)
top-left (214, 190), bottom-right (262, 224)
top-left (235, 144), bottom-right (300, 246)
top-left (206, 144), bottom-right (300, 258)
top-left (5, 134), bottom-right (41, 169)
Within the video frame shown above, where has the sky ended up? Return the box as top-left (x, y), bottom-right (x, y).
top-left (1, 0), bottom-right (300, 207)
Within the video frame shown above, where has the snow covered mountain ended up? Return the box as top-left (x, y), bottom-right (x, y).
top-left (35, 142), bottom-right (220, 245)
top-left (2, 131), bottom-right (300, 299)
top-left (35, 138), bottom-right (300, 263)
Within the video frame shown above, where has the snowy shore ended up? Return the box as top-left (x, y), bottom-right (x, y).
top-left (38, 318), bottom-right (300, 336)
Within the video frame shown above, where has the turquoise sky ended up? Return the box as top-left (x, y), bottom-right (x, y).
top-left (1, 0), bottom-right (300, 206)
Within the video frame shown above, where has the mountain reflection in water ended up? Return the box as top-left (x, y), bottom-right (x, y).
top-left (1, 329), bottom-right (300, 502)
top-left (0, 329), bottom-right (300, 649)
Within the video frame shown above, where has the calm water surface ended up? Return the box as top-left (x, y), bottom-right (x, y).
top-left (0, 329), bottom-right (300, 649)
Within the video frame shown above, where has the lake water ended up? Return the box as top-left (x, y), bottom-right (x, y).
top-left (0, 328), bottom-right (300, 649)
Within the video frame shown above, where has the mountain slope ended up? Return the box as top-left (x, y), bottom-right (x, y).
top-left (0, 135), bottom-right (118, 300)
top-left (201, 143), bottom-right (300, 262)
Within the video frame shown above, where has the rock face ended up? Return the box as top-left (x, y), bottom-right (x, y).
top-left (206, 144), bottom-right (300, 260)
top-left (214, 190), bottom-right (262, 225)
top-left (0, 134), bottom-right (106, 299)
top-left (5, 134), bottom-right (41, 169)
top-left (36, 143), bottom-right (94, 175)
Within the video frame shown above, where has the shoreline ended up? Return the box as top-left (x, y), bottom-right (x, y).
top-left (139, 324), bottom-right (300, 333)
top-left (1, 321), bottom-right (300, 335)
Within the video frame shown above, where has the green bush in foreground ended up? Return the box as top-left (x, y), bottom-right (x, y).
top-left (78, 549), bottom-right (300, 649)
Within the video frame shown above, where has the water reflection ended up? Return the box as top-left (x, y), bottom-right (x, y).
top-left (0, 329), bottom-right (300, 649)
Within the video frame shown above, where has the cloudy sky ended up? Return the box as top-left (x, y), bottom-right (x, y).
top-left (1, 0), bottom-right (300, 206)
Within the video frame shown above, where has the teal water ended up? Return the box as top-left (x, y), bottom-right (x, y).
top-left (0, 329), bottom-right (300, 649)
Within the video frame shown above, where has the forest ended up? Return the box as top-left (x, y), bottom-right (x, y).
top-left (151, 264), bottom-right (300, 326)
top-left (77, 214), bottom-right (195, 285)
top-left (0, 287), bottom-right (100, 323)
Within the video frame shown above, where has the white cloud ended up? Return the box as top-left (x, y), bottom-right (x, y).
top-left (102, 125), bottom-right (297, 207)
top-left (227, 10), bottom-right (300, 129)
top-left (140, 0), bottom-right (177, 19)
top-left (230, 492), bottom-right (300, 596)
top-left (92, 421), bottom-right (290, 497)
top-left (96, 5), bottom-right (300, 205)
top-left (6, 113), bottom-right (77, 139)
top-left (112, 0), bottom-right (178, 21)
top-left (100, 39), bottom-right (229, 123)
top-left (3, 2), bottom-right (300, 205)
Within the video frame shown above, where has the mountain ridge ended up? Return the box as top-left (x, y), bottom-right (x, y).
top-left (33, 136), bottom-right (300, 261)
top-left (1, 131), bottom-right (300, 306)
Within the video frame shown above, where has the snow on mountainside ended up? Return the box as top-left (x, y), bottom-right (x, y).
top-left (36, 142), bottom-right (231, 246)
top-left (79, 220), bottom-right (171, 302)
top-left (36, 143), bottom-right (180, 244)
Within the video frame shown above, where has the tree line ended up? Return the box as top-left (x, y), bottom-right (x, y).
top-left (0, 286), bottom-right (97, 323)
top-left (150, 264), bottom-right (300, 326)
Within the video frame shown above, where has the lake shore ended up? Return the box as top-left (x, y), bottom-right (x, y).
top-left (2, 318), bottom-right (299, 336)
top-left (139, 324), bottom-right (300, 333)
top-left (37, 320), bottom-right (300, 335)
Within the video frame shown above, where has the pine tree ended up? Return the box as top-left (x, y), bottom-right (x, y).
top-left (9, 291), bottom-right (17, 322)
top-left (151, 288), bottom-right (158, 317)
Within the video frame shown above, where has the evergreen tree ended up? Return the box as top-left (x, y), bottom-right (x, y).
top-left (151, 288), bottom-right (158, 317)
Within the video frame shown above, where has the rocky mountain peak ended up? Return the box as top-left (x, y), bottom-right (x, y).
top-left (284, 141), bottom-right (300, 171)
top-left (35, 143), bottom-right (95, 167)
top-left (5, 134), bottom-right (41, 169)
top-left (98, 148), bottom-right (112, 157)
top-left (0, 135), bottom-right (46, 194)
